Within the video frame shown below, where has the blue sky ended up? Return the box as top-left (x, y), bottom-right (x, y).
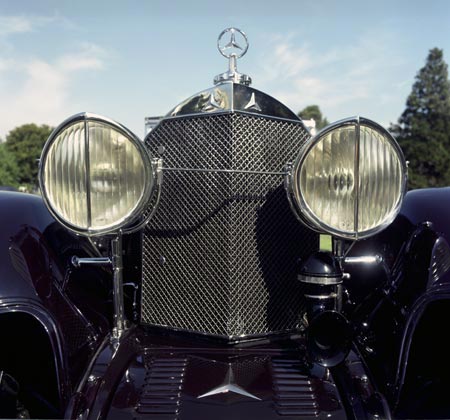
top-left (1, 0), bottom-right (450, 139)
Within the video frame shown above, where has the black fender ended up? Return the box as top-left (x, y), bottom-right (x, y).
top-left (345, 187), bottom-right (450, 414)
top-left (0, 191), bottom-right (110, 416)
top-left (0, 302), bottom-right (69, 416)
top-left (401, 187), bottom-right (450, 240)
top-left (394, 285), bottom-right (450, 411)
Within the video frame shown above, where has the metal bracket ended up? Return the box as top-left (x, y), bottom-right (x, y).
top-left (71, 256), bottom-right (111, 267)
top-left (71, 234), bottom-right (128, 340)
top-left (344, 255), bottom-right (383, 265)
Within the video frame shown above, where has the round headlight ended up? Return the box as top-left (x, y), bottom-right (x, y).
top-left (289, 117), bottom-right (407, 240)
top-left (39, 113), bottom-right (154, 236)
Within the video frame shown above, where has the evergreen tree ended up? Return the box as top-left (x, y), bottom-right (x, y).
top-left (391, 48), bottom-right (450, 189)
top-left (298, 105), bottom-right (329, 130)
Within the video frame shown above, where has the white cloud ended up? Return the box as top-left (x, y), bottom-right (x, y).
top-left (0, 14), bottom-right (61, 38)
top-left (0, 16), bottom-right (33, 36)
top-left (255, 30), bottom-right (404, 124)
top-left (0, 13), bottom-right (108, 138)
top-left (0, 57), bottom-right (14, 72)
top-left (58, 43), bottom-right (106, 72)
top-left (8, 60), bottom-right (66, 120)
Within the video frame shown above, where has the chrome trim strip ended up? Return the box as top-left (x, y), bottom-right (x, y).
top-left (299, 275), bottom-right (343, 285)
top-left (161, 109), bottom-right (302, 125)
top-left (344, 255), bottom-right (383, 265)
top-left (84, 118), bottom-right (92, 228)
top-left (354, 116), bottom-right (360, 238)
top-left (304, 293), bottom-right (337, 300)
top-left (161, 166), bottom-right (288, 176)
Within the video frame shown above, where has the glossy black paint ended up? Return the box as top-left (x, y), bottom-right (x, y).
top-left (2, 181), bottom-right (450, 419)
top-left (344, 187), bottom-right (450, 417)
top-left (65, 326), bottom-right (393, 420)
top-left (307, 311), bottom-right (352, 368)
top-left (0, 191), bottom-right (111, 417)
top-left (299, 251), bottom-right (343, 278)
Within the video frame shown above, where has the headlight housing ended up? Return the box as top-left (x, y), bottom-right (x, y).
top-left (39, 113), bottom-right (154, 236)
top-left (288, 117), bottom-right (407, 240)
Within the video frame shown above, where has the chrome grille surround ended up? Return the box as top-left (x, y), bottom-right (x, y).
top-left (141, 111), bottom-right (318, 338)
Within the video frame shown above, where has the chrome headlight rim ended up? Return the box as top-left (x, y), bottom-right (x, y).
top-left (288, 116), bottom-right (408, 240)
top-left (39, 112), bottom-right (155, 237)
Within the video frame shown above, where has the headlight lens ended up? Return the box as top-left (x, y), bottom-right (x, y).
top-left (290, 117), bottom-right (407, 239)
top-left (39, 113), bottom-right (153, 236)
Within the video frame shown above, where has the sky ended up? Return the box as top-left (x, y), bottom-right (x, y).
top-left (1, 0), bottom-right (450, 139)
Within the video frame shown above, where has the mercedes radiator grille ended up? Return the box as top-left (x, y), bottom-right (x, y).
top-left (142, 112), bottom-right (318, 338)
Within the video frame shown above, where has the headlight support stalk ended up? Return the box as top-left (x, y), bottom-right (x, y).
top-left (71, 234), bottom-right (129, 340)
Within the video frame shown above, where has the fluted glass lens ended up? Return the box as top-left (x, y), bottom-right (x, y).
top-left (44, 121), bottom-right (88, 229)
top-left (299, 126), bottom-right (356, 235)
top-left (42, 119), bottom-right (148, 233)
top-left (358, 125), bottom-right (403, 233)
top-left (88, 122), bottom-right (146, 230)
top-left (297, 122), bottom-right (404, 238)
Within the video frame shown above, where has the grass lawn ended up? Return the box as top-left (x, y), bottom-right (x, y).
top-left (319, 234), bottom-right (332, 251)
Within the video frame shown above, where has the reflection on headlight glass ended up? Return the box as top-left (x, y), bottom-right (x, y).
top-left (44, 120), bottom-right (146, 232)
top-left (358, 125), bottom-right (402, 233)
top-left (298, 123), bottom-right (403, 238)
top-left (88, 122), bottom-right (146, 230)
top-left (300, 127), bottom-right (356, 234)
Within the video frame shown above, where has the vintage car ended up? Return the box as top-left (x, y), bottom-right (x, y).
top-left (1, 27), bottom-right (450, 420)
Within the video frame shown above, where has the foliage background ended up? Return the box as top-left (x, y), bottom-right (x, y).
top-left (0, 124), bottom-right (52, 191)
top-left (390, 48), bottom-right (450, 189)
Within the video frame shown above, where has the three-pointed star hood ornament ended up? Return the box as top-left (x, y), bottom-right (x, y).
top-left (197, 365), bottom-right (261, 401)
top-left (224, 31), bottom-right (243, 51)
top-left (214, 27), bottom-right (252, 86)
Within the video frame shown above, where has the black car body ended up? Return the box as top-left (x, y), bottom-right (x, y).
top-left (1, 28), bottom-right (450, 420)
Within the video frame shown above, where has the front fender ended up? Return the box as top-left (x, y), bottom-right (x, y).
top-left (395, 285), bottom-right (450, 397)
top-left (400, 187), bottom-right (450, 240)
top-left (0, 191), bottom-right (56, 301)
top-left (345, 187), bottom-right (450, 413)
top-left (0, 192), bottom-right (110, 414)
top-left (0, 300), bottom-right (70, 407)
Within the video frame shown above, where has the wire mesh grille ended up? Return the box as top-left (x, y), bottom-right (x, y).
top-left (142, 112), bottom-right (318, 338)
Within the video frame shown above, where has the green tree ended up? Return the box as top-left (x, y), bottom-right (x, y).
top-left (0, 143), bottom-right (20, 187)
top-left (298, 105), bottom-right (329, 130)
top-left (391, 48), bottom-right (450, 189)
top-left (5, 124), bottom-right (53, 189)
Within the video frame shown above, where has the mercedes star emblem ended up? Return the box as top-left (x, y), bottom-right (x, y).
top-left (217, 27), bottom-right (249, 59)
top-left (197, 365), bottom-right (260, 401)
